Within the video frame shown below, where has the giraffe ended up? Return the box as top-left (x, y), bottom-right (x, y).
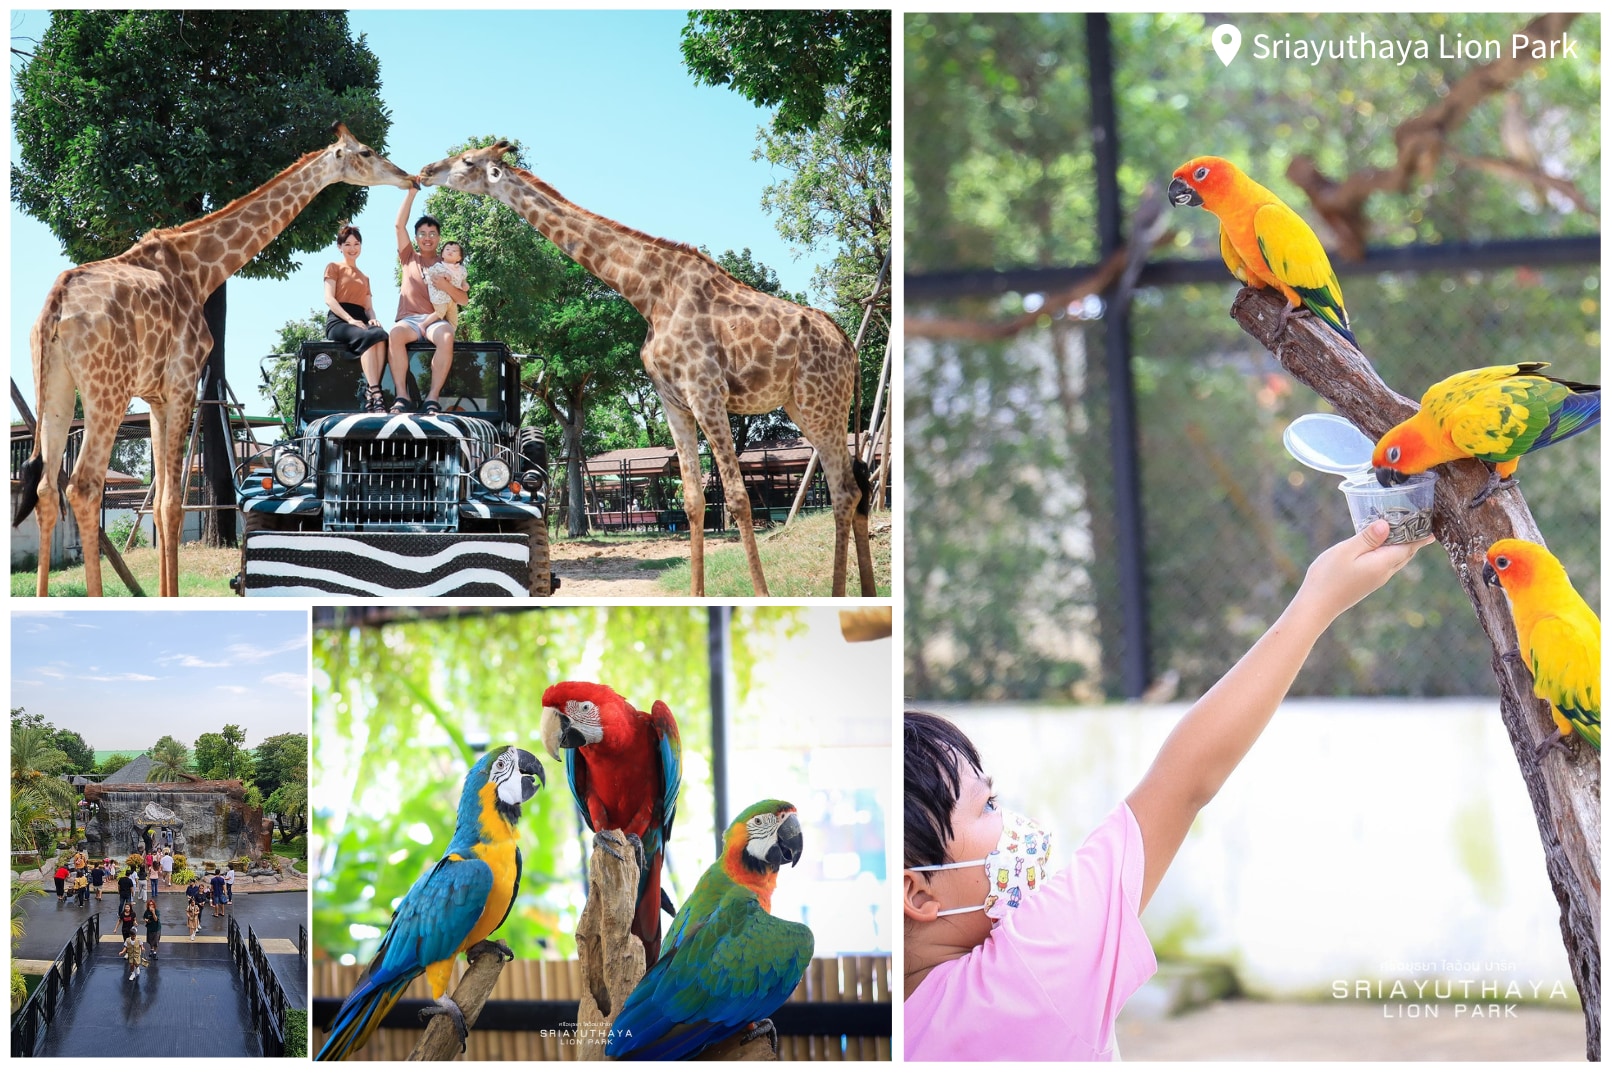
top-left (418, 142), bottom-right (877, 597)
top-left (15, 123), bottom-right (415, 597)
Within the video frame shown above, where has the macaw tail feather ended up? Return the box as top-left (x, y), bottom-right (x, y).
top-left (635, 851), bottom-right (666, 968)
top-left (315, 973), bottom-right (415, 1061)
top-left (1533, 388), bottom-right (1600, 452)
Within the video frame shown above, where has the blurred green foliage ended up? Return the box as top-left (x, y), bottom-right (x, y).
top-left (905, 13), bottom-right (1600, 701)
top-left (312, 607), bottom-right (798, 963)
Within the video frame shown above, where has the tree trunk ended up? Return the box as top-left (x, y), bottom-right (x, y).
top-left (1229, 286), bottom-right (1601, 1060)
top-left (557, 396), bottom-right (590, 538)
top-left (199, 284), bottom-right (238, 546)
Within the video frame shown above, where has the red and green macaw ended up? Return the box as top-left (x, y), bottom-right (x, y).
top-left (540, 681), bottom-right (682, 967)
top-left (606, 800), bottom-right (813, 1060)
top-left (1373, 362), bottom-right (1600, 506)
top-left (316, 746), bottom-right (545, 1060)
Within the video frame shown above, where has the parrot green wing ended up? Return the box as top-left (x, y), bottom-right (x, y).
top-left (1427, 366), bottom-right (1562, 463)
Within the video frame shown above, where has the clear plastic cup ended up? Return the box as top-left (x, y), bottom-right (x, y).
top-left (1338, 472), bottom-right (1436, 544)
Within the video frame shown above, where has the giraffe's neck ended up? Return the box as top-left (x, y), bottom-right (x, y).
top-left (495, 170), bottom-right (705, 319)
top-left (164, 150), bottom-right (335, 297)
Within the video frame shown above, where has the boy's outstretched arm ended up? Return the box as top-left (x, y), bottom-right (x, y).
top-left (1126, 519), bottom-right (1432, 912)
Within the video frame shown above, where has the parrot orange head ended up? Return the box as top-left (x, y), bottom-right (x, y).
top-left (1483, 539), bottom-right (1548, 594)
top-left (1169, 156), bottom-right (1241, 211)
top-left (1372, 415), bottom-right (1439, 487)
top-left (540, 680), bottom-right (628, 758)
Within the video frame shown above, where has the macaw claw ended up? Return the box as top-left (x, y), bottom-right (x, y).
top-left (593, 830), bottom-right (627, 863)
top-left (1467, 469), bottom-right (1518, 509)
top-left (1531, 730), bottom-right (1574, 765)
top-left (625, 831), bottom-right (646, 873)
top-left (740, 1017), bottom-right (780, 1054)
top-left (420, 994), bottom-right (469, 1052)
top-left (468, 938), bottom-right (514, 963)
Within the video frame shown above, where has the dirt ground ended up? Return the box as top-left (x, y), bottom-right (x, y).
top-left (547, 533), bottom-right (736, 597)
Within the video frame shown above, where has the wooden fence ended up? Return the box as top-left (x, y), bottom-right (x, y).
top-left (312, 954), bottom-right (891, 1061)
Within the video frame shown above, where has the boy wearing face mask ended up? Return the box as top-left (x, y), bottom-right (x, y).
top-left (903, 519), bottom-right (1432, 1060)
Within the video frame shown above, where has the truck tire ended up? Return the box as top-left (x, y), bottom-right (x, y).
top-left (518, 516), bottom-right (552, 598)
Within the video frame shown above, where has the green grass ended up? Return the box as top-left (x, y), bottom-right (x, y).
top-left (12, 544), bottom-right (239, 597)
top-left (655, 509), bottom-right (892, 597)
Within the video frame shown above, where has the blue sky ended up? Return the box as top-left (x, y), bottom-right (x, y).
top-left (9, 10), bottom-right (825, 417)
top-left (11, 610), bottom-right (308, 751)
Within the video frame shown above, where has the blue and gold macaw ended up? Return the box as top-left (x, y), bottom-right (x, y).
top-left (606, 800), bottom-right (813, 1061)
top-left (316, 746), bottom-right (545, 1061)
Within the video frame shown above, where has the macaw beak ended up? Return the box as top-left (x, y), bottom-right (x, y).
top-left (540, 706), bottom-right (563, 760)
top-left (768, 813), bottom-right (804, 868)
top-left (1167, 177), bottom-right (1201, 207)
top-left (515, 748), bottom-right (545, 800)
top-left (1481, 562), bottom-right (1502, 590)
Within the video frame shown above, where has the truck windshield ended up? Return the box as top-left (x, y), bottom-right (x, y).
top-left (298, 342), bottom-right (508, 426)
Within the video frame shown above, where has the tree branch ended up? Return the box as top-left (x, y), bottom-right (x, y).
top-left (1229, 286), bottom-right (1601, 1060)
top-left (406, 939), bottom-right (510, 1061)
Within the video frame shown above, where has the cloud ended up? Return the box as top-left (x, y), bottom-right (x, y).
top-left (226, 637), bottom-right (310, 664)
top-left (262, 671), bottom-right (308, 691)
top-left (215, 685), bottom-right (250, 695)
top-left (80, 673), bottom-right (160, 682)
top-left (158, 653), bottom-right (230, 669)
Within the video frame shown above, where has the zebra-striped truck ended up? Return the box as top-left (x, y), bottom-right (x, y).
top-left (233, 339), bottom-right (555, 597)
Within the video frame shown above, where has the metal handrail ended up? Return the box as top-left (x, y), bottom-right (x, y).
top-left (10, 911), bottom-right (99, 1057)
top-left (227, 916), bottom-right (291, 1057)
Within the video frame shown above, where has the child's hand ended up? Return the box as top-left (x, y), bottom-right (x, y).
top-left (1296, 519), bottom-right (1435, 621)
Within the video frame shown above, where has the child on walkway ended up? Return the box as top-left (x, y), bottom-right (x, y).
top-left (121, 933), bottom-right (146, 981)
top-left (72, 868), bottom-right (88, 907)
top-left (186, 893), bottom-right (201, 939)
top-left (903, 520), bottom-right (1432, 1061)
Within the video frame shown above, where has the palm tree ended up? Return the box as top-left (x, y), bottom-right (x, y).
top-left (11, 727), bottom-right (78, 843)
top-left (147, 736), bottom-right (191, 783)
top-left (11, 877), bottom-right (44, 1013)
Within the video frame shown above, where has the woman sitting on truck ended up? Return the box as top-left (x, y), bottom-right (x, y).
top-left (323, 224), bottom-right (393, 413)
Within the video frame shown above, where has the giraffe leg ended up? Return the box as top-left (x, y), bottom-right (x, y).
top-left (788, 405), bottom-right (874, 597)
top-left (65, 394), bottom-right (125, 598)
top-left (29, 356), bottom-right (78, 598)
top-left (150, 396), bottom-right (193, 597)
top-left (664, 405), bottom-right (708, 597)
top-left (693, 398), bottom-right (768, 597)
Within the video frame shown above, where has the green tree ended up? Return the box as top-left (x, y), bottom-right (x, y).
top-left (423, 139), bottom-right (649, 537)
top-left (147, 735), bottom-right (191, 782)
top-left (253, 732), bottom-right (308, 801)
top-left (12, 11), bottom-right (391, 545)
top-left (265, 760), bottom-right (308, 840)
top-left (193, 724), bottom-right (253, 781)
top-left (96, 752), bottom-right (135, 778)
top-left (49, 729), bottom-right (96, 775)
top-left (11, 726), bottom-right (77, 843)
top-left (263, 312), bottom-right (329, 435)
top-left (681, 10), bottom-right (891, 151)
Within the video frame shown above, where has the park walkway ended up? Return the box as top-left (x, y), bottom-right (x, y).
top-left (15, 890), bottom-right (306, 1056)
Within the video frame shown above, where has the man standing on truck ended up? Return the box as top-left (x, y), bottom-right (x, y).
top-left (386, 185), bottom-right (467, 416)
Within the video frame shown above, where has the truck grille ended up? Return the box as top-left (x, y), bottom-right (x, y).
top-left (324, 439), bottom-right (462, 530)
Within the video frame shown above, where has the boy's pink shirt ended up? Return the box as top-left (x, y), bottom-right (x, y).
top-left (905, 801), bottom-right (1156, 1061)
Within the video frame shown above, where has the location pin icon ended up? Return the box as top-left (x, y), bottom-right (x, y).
top-left (1211, 24), bottom-right (1241, 66)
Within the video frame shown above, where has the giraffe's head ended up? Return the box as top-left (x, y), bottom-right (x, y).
top-left (321, 122), bottom-right (418, 190)
top-left (417, 141), bottom-right (518, 197)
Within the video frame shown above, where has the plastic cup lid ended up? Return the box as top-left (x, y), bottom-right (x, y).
top-left (1282, 413), bottom-right (1375, 475)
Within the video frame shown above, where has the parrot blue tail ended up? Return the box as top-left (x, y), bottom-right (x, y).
top-left (315, 972), bottom-right (414, 1061)
top-left (1535, 387), bottom-right (1600, 450)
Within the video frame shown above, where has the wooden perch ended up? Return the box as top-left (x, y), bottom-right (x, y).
top-left (407, 940), bottom-right (512, 1061)
top-left (1287, 12), bottom-right (1588, 259)
top-left (574, 830), bottom-right (777, 1060)
top-left (1229, 286), bottom-right (1601, 1060)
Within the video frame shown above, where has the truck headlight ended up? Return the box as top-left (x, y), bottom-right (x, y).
top-left (273, 452), bottom-right (308, 487)
top-left (478, 458), bottom-right (512, 492)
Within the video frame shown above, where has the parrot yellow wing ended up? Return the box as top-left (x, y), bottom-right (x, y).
top-left (1423, 364), bottom-right (1575, 464)
top-left (1218, 224), bottom-right (1251, 285)
top-left (1528, 613), bottom-right (1601, 750)
top-left (1252, 201), bottom-right (1353, 343)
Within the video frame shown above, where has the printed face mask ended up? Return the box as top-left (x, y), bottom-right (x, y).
top-left (910, 809), bottom-right (1055, 921)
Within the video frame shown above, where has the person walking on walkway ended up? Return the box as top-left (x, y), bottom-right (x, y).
top-left (224, 865), bottom-right (235, 904)
top-left (147, 867), bottom-right (159, 903)
top-left (186, 893), bottom-right (202, 940)
top-left (72, 868), bottom-right (89, 907)
top-left (121, 932), bottom-right (146, 982)
top-left (53, 862), bottom-right (68, 903)
top-left (161, 851), bottom-right (174, 888)
top-left (117, 870), bottom-right (135, 916)
top-left (118, 902), bottom-right (137, 942)
top-left (210, 871), bottom-right (227, 919)
top-left (90, 862), bottom-right (106, 903)
top-left (143, 899), bottom-right (161, 961)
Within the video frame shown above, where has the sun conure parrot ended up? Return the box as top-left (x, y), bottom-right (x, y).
top-left (1372, 363), bottom-right (1600, 507)
top-left (1483, 539), bottom-right (1600, 761)
top-left (1168, 155), bottom-right (1355, 345)
top-left (605, 800), bottom-right (812, 1060)
top-left (315, 746), bottom-right (544, 1060)
top-left (539, 681), bottom-right (682, 967)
